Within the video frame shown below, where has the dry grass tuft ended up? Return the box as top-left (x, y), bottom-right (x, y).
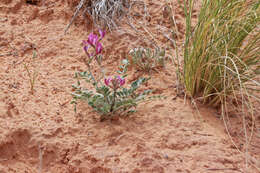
top-left (65, 0), bottom-right (131, 33)
top-left (183, 0), bottom-right (260, 171)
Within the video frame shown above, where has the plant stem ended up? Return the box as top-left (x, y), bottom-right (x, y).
top-left (110, 88), bottom-right (117, 112)
top-left (84, 57), bottom-right (97, 85)
top-left (87, 64), bottom-right (97, 85)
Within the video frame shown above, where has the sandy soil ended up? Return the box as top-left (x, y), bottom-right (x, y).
top-left (0, 0), bottom-right (259, 172)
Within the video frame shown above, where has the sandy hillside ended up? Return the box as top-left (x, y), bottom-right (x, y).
top-left (0, 0), bottom-right (259, 172)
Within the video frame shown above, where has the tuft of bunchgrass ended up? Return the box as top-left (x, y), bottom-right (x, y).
top-left (183, 0), bottom-right (260, 170)
top-left (183, 0), bottom-right (259, 106)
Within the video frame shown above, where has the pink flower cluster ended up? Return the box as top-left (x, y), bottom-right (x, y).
top-left (104, 76), bottom-right (125, 89)
top-left (83, 29), bottom-right (106, 57)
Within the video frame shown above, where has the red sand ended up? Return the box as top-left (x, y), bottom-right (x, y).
top-left (0, 0), bottom-right (259, 172)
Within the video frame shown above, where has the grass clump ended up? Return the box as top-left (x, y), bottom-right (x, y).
top-left (183, 0), bottom-right (260, 106)
top-left (182, 0), bottom-right (260, 170)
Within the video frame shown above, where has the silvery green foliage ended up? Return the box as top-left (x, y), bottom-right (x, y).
top-left (71, 60), bottom-right (165, 120)
top-left (129, 47), bottom-right (167, 73)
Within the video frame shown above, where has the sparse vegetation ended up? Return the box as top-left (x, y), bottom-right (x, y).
top-left (182, 0), bottom-right (260, 170)
top-left (128, 47), bottom-right (167, 73)
top-left (1, 0), bottom-right (260, 172)
top-left (71, 30), bottom-right (165, 120)
top-left (183, 0), bottom-right (259, 106)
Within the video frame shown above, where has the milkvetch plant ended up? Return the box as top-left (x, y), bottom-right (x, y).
top-left (72, 30), bottom-right (165, 121)
top-left (128, 47), bottom-right (167, 73)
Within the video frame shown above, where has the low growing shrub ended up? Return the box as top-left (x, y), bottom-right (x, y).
top-left (128, 47), bottom-right (167, 73)
top-left (71, 30), bottom-right (164, 121)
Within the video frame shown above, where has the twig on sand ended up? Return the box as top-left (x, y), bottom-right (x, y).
top-left (206, 168), bottom-right (243, 172)
top-left (65, 0), bottom-right (136, 33)
top-left (65, 0), bottom-right (87, 34)
top-left (0, 53), bottom-right (12, 57)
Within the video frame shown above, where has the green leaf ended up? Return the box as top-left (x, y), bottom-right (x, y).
top-left (131, 77), bottom-right (150, 91)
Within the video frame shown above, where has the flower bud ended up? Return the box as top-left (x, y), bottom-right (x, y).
top-left (96, 42), bottom-right (103, 54)
top-left (104, 76), bottom-right (125, 89)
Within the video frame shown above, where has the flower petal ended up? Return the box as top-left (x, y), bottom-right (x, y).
top-left (104, 77), bottom-right (112, 86)
top-left (120, 78), bottom-right (125, 86)
top-left (99, 29), bottom-right (106, 40)
top-left (96, 42), bottom-right (103, 54)
top-left (83, 45), bottom-right (90, 57)
top-left (83, 45), bottom-right (89, 52)
top-left (87, 33), bottom-right (99, 46)
top-left (116, 76), bottom-right (125, 86)
top-left (82, 40), bottom-right (88, 45)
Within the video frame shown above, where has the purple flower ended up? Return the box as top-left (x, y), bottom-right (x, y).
top-left (82, 41), bottom-right (90, 57)
top-left (83, 44), bottom-right (89, 52)
top-left (96, 42), bottom-right (103, 54)
top-left (116, 76), bottom-right (125, 86)
top-left (82, 40), bottom-right (88, 45)
top-left (104, 77), bottom-right (112, 86)
top-left (83, 45), bottom-right (88, 52)
top-left (83, 29), bottom-right (106, 57)
top-left (87, 33), bottom-right (99, 46)
top-left (104, 76), bottom-right (125, 89)
top-left (99, 29), bottom-right (106, 40)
